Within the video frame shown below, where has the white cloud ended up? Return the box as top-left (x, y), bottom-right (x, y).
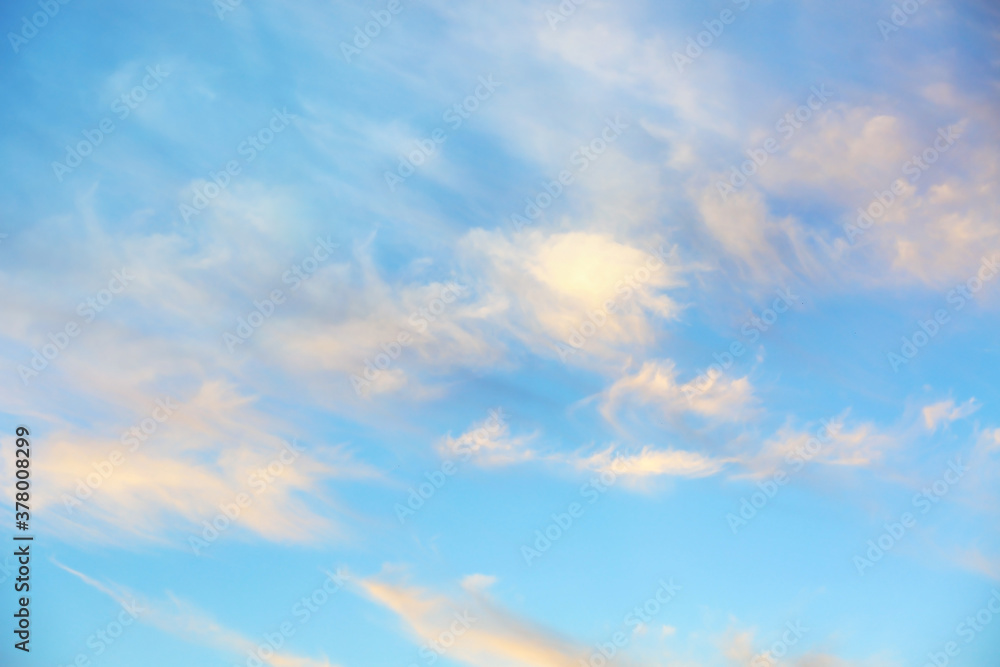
top-left (362, 573), bottom-right (590, 667)
top-left (922, 398), bottom-right (981, 432)
top-left (757, 107), bottom-right (912, 199)
top-left (459, 230), bottom-right (683, 366)
top-left (599, 359), bottom-right (756, 425)
top-left (21, 380), bottom-right (377, 547)
top-left (745, 415), bottom-right (896, 477)
top-left (574, 445), bottom-right (731, 480)
top-left (438, 409), bottom-right (538, 467)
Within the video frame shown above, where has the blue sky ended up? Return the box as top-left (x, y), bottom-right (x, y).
top-left (2, 0), bottom-right (1000, 665)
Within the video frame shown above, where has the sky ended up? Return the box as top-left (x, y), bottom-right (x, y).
top-left (1, 0), bottom-right (1000, 665)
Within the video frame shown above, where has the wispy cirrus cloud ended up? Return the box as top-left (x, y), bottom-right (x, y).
top-left (53, 560), bottom-right (335, 667)
top-left (361, 572), bottom-right (591, 667)
top-left (599, 359), bottom-right (757, 426)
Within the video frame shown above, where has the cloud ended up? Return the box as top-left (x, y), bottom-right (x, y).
top-left (974, 427), bottom-right (1000, 457)
top-left (685, 89), bottom-right (999, 294)
top-left (756, 107), bottom-right (912, 199)
top-left (744, 414), bottom-right (896, 477)
top-left (693, 182), bottom-right (825, 287)
top-left (572, 445), bottom-right (731, 480)
top-left (361, 573), bottom-right (590, 667)
top-left (438, 409), bottom-right (538, 467)
top-left (459, 230), bottom-right (684, 366)
top-left (921, 398), bottom-right (981, 432)
top-left (578, 407), bottom-right (899, 485)
top-left (599, 359), bottom-right (756, 426)
top-left (262, 260), bottom-right (497, 398)
top-left (952, 547), bottom-right (1000, 583)
top-left (461, 574), bottom-right (498, 592)
top-left (717, 622), bottom-right (889, 667)
top-left (24, 380), bottom-right (377, 547)
top-left (53, 560), bottom-right (335, 667)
